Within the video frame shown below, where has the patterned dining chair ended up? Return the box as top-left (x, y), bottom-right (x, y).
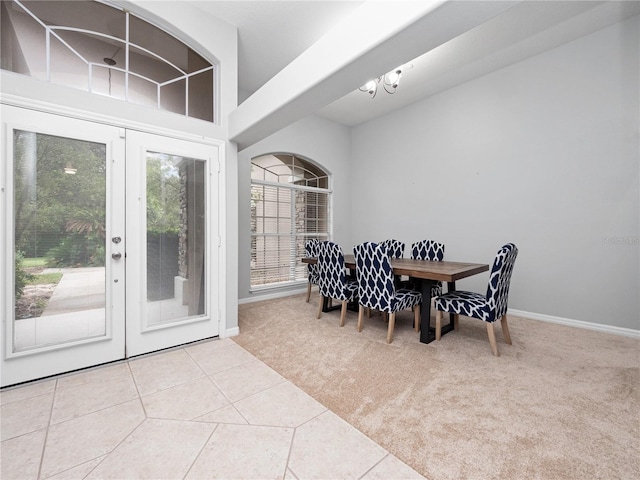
top-left (379, 239), bottom-right (405, 259)
top-left (304, 239), bottom-right (320, 303)
top-left (434, 243), bottom-right (518, 356)
top-left (408, 239), bottom-right (445, 298)
top-left (354, 242), bottom-right (422, 344)
top-left (316, 241), bottom-right (358, 327)
top-left (379, 238), bottom-right (405, 289)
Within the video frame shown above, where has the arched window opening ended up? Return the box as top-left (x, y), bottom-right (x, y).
top-left (0, 0), bottom-right (216, 122)
top-left (250, 154), bottom-right (331, 288)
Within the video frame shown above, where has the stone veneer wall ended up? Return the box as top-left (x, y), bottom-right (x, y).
top-left (178, 165), bottom-right (188, 280)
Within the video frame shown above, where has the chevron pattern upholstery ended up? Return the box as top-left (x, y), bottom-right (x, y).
top-left (316, 241), bottom-right (358, 327)
top-left (400, 240), bottom-right (444, 298)
top-left (304, 239), bottom-right (320, 303)
top-left (354, 242), bottom-right (422, 343)
top-left (434, 243), bottom-right (519, 356)
top-left (379, 238), bottom-right (405, 288)
top-left (404, 239), bottom-right (445, 297)
top-left (412, 239), bottom-right (445, 262)
top-left (379, 239), bottom-right (405, 259)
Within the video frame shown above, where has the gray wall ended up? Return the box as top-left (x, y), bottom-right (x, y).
top-left (238, 114), bottom-right (353, 301)
top-left (349, 16), bottom-right (639, 329)
top-left (236, 17), bottom-right (639, 330)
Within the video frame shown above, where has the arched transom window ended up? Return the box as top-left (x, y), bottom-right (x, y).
top-left (0, 0), bottom-right (216, 122)
top-left (251, 154), bottom-right (331, 288)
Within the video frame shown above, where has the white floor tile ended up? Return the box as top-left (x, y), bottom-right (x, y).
top-left (45, 457), bottom-right (106, 480)
top-left (40, 399), bottom-right (145, 478)
top-left (1, 392), bottom-right (53, 441)
top-left (288, 411), bottom-right (387, 480)
top-left (193, 404), bottom-right (249, 425)
top-left (186, 423), bottom-right (293, 480)
top-left (86, 418), bottom-right (214, 479)
top-left (234, 381), bottom-right (326, 427)
top-left (361, 454), bottom-right (426, 479)
top-left (129, 349), bottom-right (204, 396)
top-left (187, 340), bottom-right (257, 375)
top-left (51, 368), bottom-right (138, 424)
top-left (141, 376), bottom-right (230, 420)
top-left (55, 363), bottom-right (130, 390)
top-left (0, 429), bottom-right (46, 480)
top-left (0, 378), bottom-right (56, 406)
top-left (211, 359), bottom-right (286, 402)
top-left (0, 341), bottom-right (421, 480)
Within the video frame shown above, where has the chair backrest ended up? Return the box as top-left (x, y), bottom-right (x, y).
top-left (304, 238), bottom-right (320, 277)
top-left (379, 239), bottom-right (405, 259)
top-left (411, 240), bottom-right (445, 261)
top-left (354, 242), bottom-right (395, 312)
top-left (485, 243), bottom-right (519, 320)
top-left (317, 241), bottom-right (348, 298)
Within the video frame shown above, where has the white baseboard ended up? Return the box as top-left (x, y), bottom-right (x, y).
top-left (508, 309), bottom-right (640, 339)
top-left (239, 287), bottom-right (308, 305)
top-left (221, 326), bottom-right (240, 338)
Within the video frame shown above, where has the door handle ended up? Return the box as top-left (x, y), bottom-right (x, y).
top-left (112, 252), bottom-right (122, 260)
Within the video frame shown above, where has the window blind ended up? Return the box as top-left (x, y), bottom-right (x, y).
top-left (250, 182), bottom-right (329, 287)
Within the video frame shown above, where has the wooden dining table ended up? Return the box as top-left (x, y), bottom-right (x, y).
top-left (303, 255), bottom-right (489, 344)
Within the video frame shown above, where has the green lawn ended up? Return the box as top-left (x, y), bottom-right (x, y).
top-left (22, 257), bottom-right (48, 268)
top-left (21, 257), bottom-right (63, 285)
top-left (27, 272), bottom-right (63, 285)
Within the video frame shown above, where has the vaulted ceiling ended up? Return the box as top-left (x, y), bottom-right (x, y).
top-left (192, 1), bottom-right (639, 129)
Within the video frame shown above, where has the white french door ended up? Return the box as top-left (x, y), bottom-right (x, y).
top-left (1, 106), bottom-right (220, 387)
top-left (1, 105), bottom-right (126, 386)
top-left (125, 131), bottom-right (219, 357)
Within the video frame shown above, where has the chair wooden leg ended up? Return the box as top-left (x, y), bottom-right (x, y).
top-left (501, 314), bottom-right (512, 345)
top-left (317, 295), bottom-right (324, 319)
top-left (486, 322), bottom-right (499, 357)
top-left (435, 310), bottom-right (442, 340)
top-left (414, 305), bottom-right (420, 333)
top-left (387, 312), bottom-right (396, 344)
top-left (340, 300), bottom-right (348, 327)
top-left (357, 305), bottom-right (364, 332)
top-left (454, 314), bottom-right (459, 331)
top-left (306, 282), bottom-right (312, 303)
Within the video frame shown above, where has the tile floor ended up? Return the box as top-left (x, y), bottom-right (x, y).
top-left (1, 337), bottom-right (425, 479)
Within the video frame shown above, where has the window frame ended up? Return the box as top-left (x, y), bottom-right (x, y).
top-left (1, 0), bottom-right (217, 123)
top-left (250, 154), bottom-right (331, 291)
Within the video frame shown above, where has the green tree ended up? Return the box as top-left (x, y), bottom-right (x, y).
top-left (13, 131), bottom-right (106, 264)
top-left (14, 250), bottom-right (34, 300)
top-left (146, 155), bottom-right (181, 234)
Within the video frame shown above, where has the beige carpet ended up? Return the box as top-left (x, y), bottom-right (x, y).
top-left (234, 293), bottom-right (639, 479)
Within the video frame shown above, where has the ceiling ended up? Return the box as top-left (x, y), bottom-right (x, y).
top-left (189, 1), bottom-right (364, 100)
top-left (190, 1), bottom-right (639, 127)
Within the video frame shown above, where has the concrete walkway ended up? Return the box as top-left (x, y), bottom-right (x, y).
top-left (14, 267), bottom-right (189, 351)
top-left (14, 267), bottom-right (106, 352)
top-left (41, 267), bottom-right (105, 316)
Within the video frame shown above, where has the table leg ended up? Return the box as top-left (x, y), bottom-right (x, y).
top-left (447, 281), bottom-right (456, 326)
top-left (419, 280), bottom-right (457, 344)
top-left (419, 279), bottom-right (435, 343)
top-left (323, 295), bottom-right (358, 313)
top-left (323, 296), bottom-right (330, 312)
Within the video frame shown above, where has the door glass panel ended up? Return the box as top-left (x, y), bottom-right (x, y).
top-left (146, 152), bottom-right (206, 327)
top-left (13, 130), bottom-right (107, 352)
